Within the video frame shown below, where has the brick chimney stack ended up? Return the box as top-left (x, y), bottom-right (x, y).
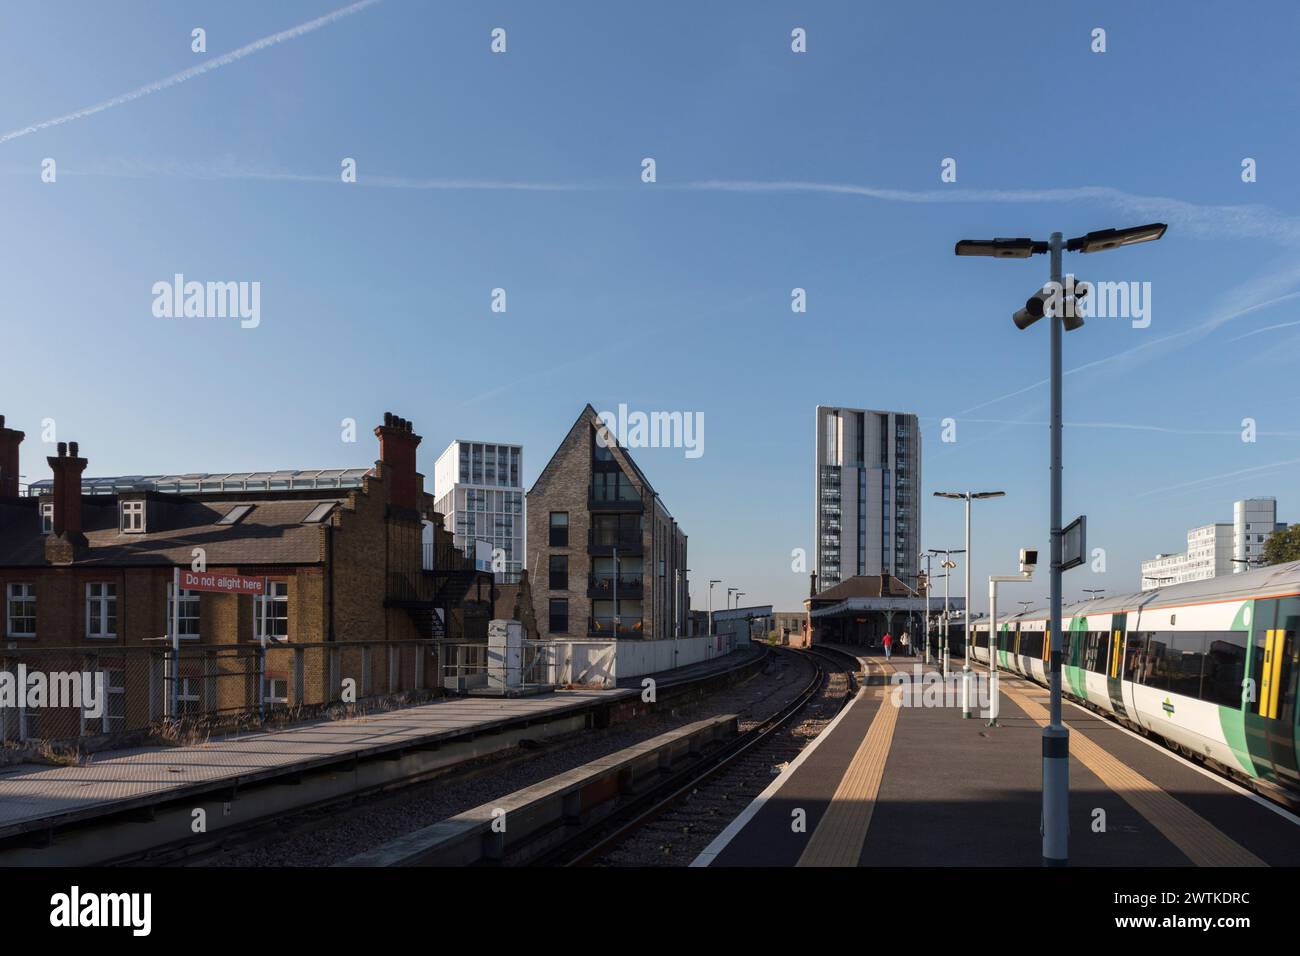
top-left (45, 440), bottom-right (88, 564)
top-left (0, 415), bottom-right (24, 498)
top-left (809, 571), bottom-right (817, 597)
top-left (374, 412), bottom-right (423, 512)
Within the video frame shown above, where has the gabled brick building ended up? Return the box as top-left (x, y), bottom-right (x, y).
top-left (526, 405), bottom-right (688, 641)
top-left (0, 412), bottom-right (492, 741)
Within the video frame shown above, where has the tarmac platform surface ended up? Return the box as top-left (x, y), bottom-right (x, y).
top-left (0, 688), bottom-right (631, 839)
top-left (695, 645), bottom-right (1300, 867)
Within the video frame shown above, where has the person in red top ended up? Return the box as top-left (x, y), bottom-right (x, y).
top-left (882, 631), bottom-right (893, 660)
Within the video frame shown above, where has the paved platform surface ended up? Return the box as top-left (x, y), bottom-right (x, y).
top-left (696, 646), bottom-right (1300, 867)
top-left (0, 688), bottom-right (631, 837)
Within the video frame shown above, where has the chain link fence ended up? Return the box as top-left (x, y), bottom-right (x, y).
top-left (0, 639), bottom-right (442, 750)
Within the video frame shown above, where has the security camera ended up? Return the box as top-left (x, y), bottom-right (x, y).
top-left (1019, 548), bottom-right (1038, 574)
top-left (1012, 280), bottom-right (1089, 332)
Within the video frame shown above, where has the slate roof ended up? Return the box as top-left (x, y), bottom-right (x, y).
top-left (0, 493), bottom-right (340, 568)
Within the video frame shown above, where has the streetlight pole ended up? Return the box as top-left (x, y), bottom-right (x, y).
top-left (955, 220), bottom-right (1167, 866)
top-left (935, 491), bottom-right (1005, 718)
top-left (929, 548), bottom-right (963, 679)
top-left (708, 579), bottom-right (720, 636)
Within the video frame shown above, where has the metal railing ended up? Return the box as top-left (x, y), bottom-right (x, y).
top-left (0, 639), bottom-right (440, 748)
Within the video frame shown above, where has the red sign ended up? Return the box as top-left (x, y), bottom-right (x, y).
top-left (180, 570), bottom-right (265, 595)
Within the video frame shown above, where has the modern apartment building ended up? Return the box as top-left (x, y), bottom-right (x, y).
top-left (433, 441), bottom-right (524, 583)
top-left (814, 406), bottom-right (921, 593)
top-left (527, 405), bottom-right (688, 641)
top-left (1235, 497), bottom-right (1284, 572)
top-left (1141, 497), bottom-right (1287, 589)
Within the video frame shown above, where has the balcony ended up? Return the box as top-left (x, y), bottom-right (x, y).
top-left (588, 616), bottom-right (645, 637)
top-left (588, 527), bottom-right (644, 555)
top-left (588, 488), bottom-right (644, 512)
top-left (588, 573), bottom-right (645, 599)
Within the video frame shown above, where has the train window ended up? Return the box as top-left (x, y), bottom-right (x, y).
top-left (1085, 631), bottom-right (1111, 675)
top-left (1167, 632), bottom-right (1207, 699)
top-left (1139, 633), bottom-right (1171, 689)
top-left (1123, 632), bottom-right (1148, 683)
top-left (1202, 631), bottom-right (1248, 708)
top-left (1021, 631), bottom-right (1042, 659)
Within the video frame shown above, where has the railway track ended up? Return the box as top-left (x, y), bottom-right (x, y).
top-left (115, 645), bottom-right (790, 867)
top-left (535, 645), bottom-right (861, 867)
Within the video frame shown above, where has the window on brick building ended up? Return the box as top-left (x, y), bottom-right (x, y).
top-left (120, 499), bottom-right (146, 533)
top-left (549, 512), bottom-right (569, 547)
top-left (7, 583), bottom-right (35, 637)
top-left (549, 598), bottom-right (569, 634)
top-left (86, 582), bottom-right (117, 638)
top-left (167, 584), bottom-right (201, 639)
top-left (256, 582), bottom-right (289, 642)
top-left (40, 501), bottom-right (53, 534)
top-left (549, 554), bottom-right (568, 591)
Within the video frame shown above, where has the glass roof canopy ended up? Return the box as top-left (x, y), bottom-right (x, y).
top-left (25, 468), bottom-right (373, 497)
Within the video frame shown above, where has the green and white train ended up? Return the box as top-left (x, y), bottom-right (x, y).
top-left (970, 560), bottom-right (1300, 800)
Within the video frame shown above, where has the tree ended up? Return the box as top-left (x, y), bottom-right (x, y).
top-left (1262, 525), bottom-right (1300, 566)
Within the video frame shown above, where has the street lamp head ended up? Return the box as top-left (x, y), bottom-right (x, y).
top-left (933, 491), bottom-right (964, 500)
top-left (954, 237), bottom-right (1048, 258)
top-left (971, 491), bottom-right (1006, 500)
top-left (1065, 222), bottom-right (1167, 254)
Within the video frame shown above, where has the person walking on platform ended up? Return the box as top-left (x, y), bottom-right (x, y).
top-left (882, 631), bottom-right (893, 660)
top-left (900, 631), bottom-right (910, 657)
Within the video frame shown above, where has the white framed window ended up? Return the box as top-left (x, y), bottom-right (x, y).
top-left (177, 675), bottom-right (204, 716)
top-left (86, 582), bottom-right (118, 638)
top-left (82, 667), bottom-right (126, 734)
top-left (40, 501), bottom-right (53, 534)
top-left (262, 677), bottom-right (289, 705)
top-left (6, 583), bottom-right (36, 637)
top-left (120, 500), bottom-right (146, 533)
top-left (255, 581), bottom-right (289, 642)
top-left (166, 584), bottom-right (201, 639)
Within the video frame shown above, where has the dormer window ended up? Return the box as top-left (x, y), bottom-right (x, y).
top-left (40, 501), bottom-right (53, 534)
top-left (120, 499), bottom-right (146, 533)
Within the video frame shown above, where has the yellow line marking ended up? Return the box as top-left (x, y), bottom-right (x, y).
top-left (999, 681), bottom-right (1266, 867)
top-left (797, 657), bottom-right (900, 867)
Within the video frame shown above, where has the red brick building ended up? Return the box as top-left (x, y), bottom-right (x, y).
top-left (0, 413), bottom-right (492, 742)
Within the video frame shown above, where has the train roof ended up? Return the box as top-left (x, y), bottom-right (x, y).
top-left (990, 560), bottom-right (1300, 626)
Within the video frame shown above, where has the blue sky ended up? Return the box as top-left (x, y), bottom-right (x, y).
top-left (2, 1), bottom-right (1299, 614)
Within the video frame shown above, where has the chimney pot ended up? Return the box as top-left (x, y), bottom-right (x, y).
top-left (384, 411), bottom-right (394, 427)
top-left (58, 441), bottom-right (67, 457)
top-left (69, 441), bottom-right (79, 457)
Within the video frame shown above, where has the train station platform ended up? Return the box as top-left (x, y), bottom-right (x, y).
top-left (0, 687), bottom-right (634, 858)
top-left (694, 645), bottom-right (1300, 867)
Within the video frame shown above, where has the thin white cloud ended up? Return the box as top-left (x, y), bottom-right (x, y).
top-left (0, 0), bottom-right (382, 145)
top-left (1228, 318), bottom-right (1300, 342)
top-left (1133, 457), bottom-right (1300, 498)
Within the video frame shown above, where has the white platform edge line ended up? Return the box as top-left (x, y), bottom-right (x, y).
top-left (689, 654), bottom-right (873, 867)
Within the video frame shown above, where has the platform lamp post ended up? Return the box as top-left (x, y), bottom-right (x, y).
top-left (918, 552), bottom-right (933, 664)
top-left (928, 548), bottom-right (963, 680)
top-left (708, 579), bottom-right (721, 636)
top-left (727, 587), bottom-right (737, 611)
top-left (955, 222), bottom-right (1167, 866)
top-left (1082, 588), bottom-right (1104, 601)
top-left (934, 491), bottom-right (1004, 719)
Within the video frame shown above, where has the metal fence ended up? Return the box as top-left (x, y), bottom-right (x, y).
top-left (0, 639), bottom-right (441, 747)
top-left (439, 640), bottom-right (617, 693)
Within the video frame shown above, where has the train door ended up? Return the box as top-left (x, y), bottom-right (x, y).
top-left (1245, 598), bottom-right (1300, 786)
top-left (1107, 612), bottom-right (1129, 719)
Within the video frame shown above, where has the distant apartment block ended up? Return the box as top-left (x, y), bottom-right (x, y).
top-left (527, 405), bottom-right (687, 641)
top-left (433, 440), bottom-right (524, 583)
top-left (815, 406), bottom-right (921, 593)
top-left (1141, 497), bottom-right (1287, 590)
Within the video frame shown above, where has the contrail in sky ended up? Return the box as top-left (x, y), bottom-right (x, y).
top-left (0, 0), bottom-right (382, 145)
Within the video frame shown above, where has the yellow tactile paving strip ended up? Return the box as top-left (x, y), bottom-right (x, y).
top-left (999, 681), bottom-right (1266, 868)
top-left (797, 657), bottom-right (899, 867)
